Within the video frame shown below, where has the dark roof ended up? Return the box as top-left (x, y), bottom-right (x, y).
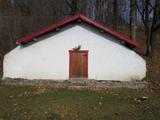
top-left (16, 14), bottom-right (139, 47)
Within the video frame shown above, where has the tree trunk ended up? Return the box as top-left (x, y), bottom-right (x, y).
top-left (113, 0), bottom-right (118, 31)
top-left (145, 28), bottom-right (153, 57)
top-left (66, 0), bottom-right (78, 16)
top-left (130, 0), bottom-right (137, 42)
top-left (144, 0), bottom-right (151, 57)
top-left (150, 29), bottom-right (159, 58)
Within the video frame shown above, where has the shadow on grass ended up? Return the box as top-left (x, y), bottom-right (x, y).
top-left (47, 113), bottom-right (62, 120)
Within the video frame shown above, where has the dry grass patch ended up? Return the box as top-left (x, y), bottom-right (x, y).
top-left (0, 85), bottom-right (160, 120)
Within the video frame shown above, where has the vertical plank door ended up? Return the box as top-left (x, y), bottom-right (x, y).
top-left (69, 51), bottom-right (88, 79)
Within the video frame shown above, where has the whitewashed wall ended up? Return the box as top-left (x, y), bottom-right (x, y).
top-left (3, 24), bottom-right (146, 81)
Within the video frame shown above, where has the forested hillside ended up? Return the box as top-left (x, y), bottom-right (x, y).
top-left (0, 0), bottom-right (159, 85)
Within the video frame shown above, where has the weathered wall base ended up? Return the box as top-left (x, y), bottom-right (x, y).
top-left (1, 78), bottom-right (147, 89)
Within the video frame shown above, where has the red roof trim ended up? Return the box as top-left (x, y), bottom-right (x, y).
top-left (16, 14), bottom-right (139, 47)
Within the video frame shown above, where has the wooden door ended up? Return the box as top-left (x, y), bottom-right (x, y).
top-left (69, 50), bottom-right (88, 79)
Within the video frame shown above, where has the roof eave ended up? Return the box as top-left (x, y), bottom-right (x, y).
top-left (16, 14), bottom-right (139, 48)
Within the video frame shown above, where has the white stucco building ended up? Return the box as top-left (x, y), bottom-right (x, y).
top-left (3, 15), bottom-right (146, 81)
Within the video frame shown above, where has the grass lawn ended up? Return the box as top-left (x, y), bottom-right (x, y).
top-left (0, 85), bottom-right (160, 120)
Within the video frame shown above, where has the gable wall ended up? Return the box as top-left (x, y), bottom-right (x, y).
top-left (3, 24), bottom-right (146, 80)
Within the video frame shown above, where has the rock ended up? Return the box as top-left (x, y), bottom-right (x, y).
top-left (134, 96), bottom-right (149, 102)
top-left (9, 95), bottom-right (14, 98)
top-left (140, 96), bottom-right (149, 101)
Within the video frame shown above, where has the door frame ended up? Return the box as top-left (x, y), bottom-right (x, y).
top-left (69, 50), bottom-right (88, 79)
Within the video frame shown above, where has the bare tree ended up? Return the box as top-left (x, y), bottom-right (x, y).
top-left (113, 0), bottom-right (118, 31)
top-left (137, 0), bottom-right (160, 57)
top-left (130, 0), bottom-right (137, 42)
top-left (65, 0), bottom-right (78, 16)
